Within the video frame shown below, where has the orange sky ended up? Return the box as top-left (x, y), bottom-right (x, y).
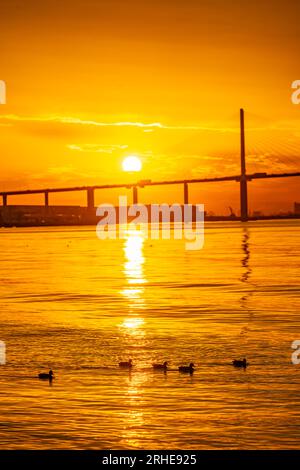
top-left (0, 0), bottom-right (300, 214)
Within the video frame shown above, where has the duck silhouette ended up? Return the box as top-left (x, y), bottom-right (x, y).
top-left (38, 370), bottom-right (54, 380)
top-left (153, 361), bottom-right (168, 370)
top-left (119, 359), bottom-right (133, 368)
top-left (232, 358), bottom-right (248, 368)
top-left (178, 363), bottom-right (195, 373)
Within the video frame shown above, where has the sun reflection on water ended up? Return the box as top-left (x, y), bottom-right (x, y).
top-left (118, 230), bottom-right (149, 447)
top-left (120, 317), bottom-right (145, 329)
top-left (120, 370), bottom-right (149, 449)
top-left (120, 228), bottom-right (147, 313)
top-left (119, 228), bottom-right (147, 338)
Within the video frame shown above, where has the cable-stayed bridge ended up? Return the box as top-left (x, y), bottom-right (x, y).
top-left (0, 110), bottom-right (299, 223)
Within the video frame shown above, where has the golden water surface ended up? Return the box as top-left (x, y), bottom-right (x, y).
top-left (0, 221), bottom-right (299, 449)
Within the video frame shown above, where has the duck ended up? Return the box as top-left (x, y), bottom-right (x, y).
top-left (232, 358), bottom-right (248, 368)
top-left (38, 370), bottom-right (54, 380)
top-left (153, 361), bottom-right (168, 370)
top-left (119, 359), bottom-right (133, 368)
top-left (178, 363), bottom-right (195, 373)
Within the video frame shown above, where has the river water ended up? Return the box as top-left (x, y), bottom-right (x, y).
top-left (0, 221), bottom-right (299, 449)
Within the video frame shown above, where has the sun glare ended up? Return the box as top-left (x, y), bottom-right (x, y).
top-left (122, 156), bottom-right (142, 172)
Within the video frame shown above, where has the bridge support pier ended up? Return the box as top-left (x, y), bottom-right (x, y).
top-left (87, 188), bottom-right (95, 210)
top-left (44, 191), bottom-right (49, 207)
top-left (240, 177), bottom-right (248, 222)
top-left (132, 186), bottom-right (138, 204)
top-left (184, 182), bottom-right (189, 204)
top-left (2, 194), bottom-right (7, 206)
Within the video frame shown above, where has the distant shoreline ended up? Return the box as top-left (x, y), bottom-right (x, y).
top-left (1, 214), bottom-right (299, 228)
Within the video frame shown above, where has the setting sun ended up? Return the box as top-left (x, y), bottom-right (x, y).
top-left (122, 156), bottom-right (142, 172)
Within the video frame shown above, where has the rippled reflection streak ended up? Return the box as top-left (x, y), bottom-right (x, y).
top-left (121, 230), bottom-right (146, 307)
top-left (239, 228), bottom-right (255, 339)
top-left (119, 231), bottom-right (148, 447)
top-left (120, 370), bottom-right (149, 449)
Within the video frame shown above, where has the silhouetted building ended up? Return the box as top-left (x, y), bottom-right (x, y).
top-left (294, 202), bottom-right (300, 215)
top-left (252, 210), bottom-right (263, 217)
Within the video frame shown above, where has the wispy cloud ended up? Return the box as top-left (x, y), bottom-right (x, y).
top-left (67, 143), bottom-right (128, 153)
top-left (0, 114), bottom-right (241, 132)
top-left (1, 114), bottom-right (300, 137)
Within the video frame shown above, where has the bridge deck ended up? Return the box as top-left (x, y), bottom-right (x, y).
top-left (0, 172), bottom-right (299, 197)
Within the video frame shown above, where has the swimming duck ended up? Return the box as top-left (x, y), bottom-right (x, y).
top-left (178, 363), bottom-right (195, 373)
top-left (153, 361), bottom-right (168, 370)
top-left (232, 358), bottom-right (248, 368)
top-left (38, 370), bottom-right (54, 380)
top-left (119, 359), bottom-right (133, 368)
